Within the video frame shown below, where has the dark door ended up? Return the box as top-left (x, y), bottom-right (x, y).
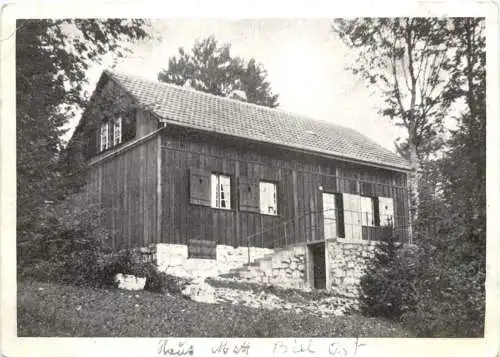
top-left (310, 243), bottom-right (326, 289)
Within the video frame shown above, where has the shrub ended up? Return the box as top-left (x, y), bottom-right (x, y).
top-left (95, 250), bottom-right (136, 287)
top-left (17, 192), bottom-right (113, 286)
top-left (400, 248), bottom-right (485, 337)
top-left (17, 192), bottom-right (194, 294)
top-left (359, 224), bottom-right (485, 337)
top-left (144, 270), bottom-right (190, 295)
top-left (359, 234), bottom-right (418, 319)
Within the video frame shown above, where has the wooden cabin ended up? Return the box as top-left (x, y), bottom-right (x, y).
top-left (73, 69), bottom-right (411, 292)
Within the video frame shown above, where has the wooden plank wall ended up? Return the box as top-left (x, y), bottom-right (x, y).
top-left (136, 110), bottom-right (160, 138)
top-left (160, 127), bottom-right (410, 248)
top-left (88, 133), bottom-right (159, 249)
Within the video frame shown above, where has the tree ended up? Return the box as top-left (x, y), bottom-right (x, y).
top-left (158, 36), bottom-right (279, 108)
top-left (407, 18), bottom-right (486, 333)
top-left (342, 18), bottom-right (486, 336)
top-left (439, 18), bottom-right (486, 250)
top-left (359, 233), bottom-right (418, 319)
top-left (16, 19), bottom-right (152, 242)
top-left (331, 18), bottom-right (458, 223)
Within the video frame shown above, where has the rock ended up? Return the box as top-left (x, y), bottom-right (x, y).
top-left (182, 279), bottom-right (217, 304)
top-left (114, 273), bottom-right (146, 291)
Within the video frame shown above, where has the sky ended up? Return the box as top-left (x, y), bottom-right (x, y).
top-left (71, 19), bottom-right (407, 152)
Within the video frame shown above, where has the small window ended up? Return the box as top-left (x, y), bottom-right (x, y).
top-left (100, 122), bottom-right (109, 152)
top-left (361, 196), bottom-right (376, 226)
top-left (211, 174), bottom-right (231, 209)
top-left (113, 116), bottom-right (122, 146)
top-left (259, 181), bottom-right (277, 215)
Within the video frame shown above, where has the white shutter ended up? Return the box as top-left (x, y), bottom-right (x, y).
top-left (322, 193), bottom-right (337, 239)
top-left (211, 174), bottom-right (218, 208)
top-left (113, 117), bottom-right (122, 146)
top-left (343, 193), bottom-right (362, 240)
top-left (100, 122), bottom-right (109, 152)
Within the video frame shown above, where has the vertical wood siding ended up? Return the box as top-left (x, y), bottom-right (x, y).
top-left (88, 134), bottom-right (159, 249)
top-left (160, 127), bottom-right (410, 248)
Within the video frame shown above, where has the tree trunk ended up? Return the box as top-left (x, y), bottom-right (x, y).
top-left (408, 141), bottom-right (420, 240)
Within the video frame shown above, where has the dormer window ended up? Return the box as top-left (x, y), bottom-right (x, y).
top-left (100, 117), bottom-right (124, 153)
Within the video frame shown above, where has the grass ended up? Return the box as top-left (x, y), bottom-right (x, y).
top-left (18, 280), bottom-right (413, 337)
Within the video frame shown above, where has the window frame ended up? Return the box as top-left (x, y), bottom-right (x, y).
top-left (259, 181), bottom-right (278, 216)
top-left (210, 173), bottom-right (232, 210)
top-left (360, 196), bottom-right (378, 227)
top-left (99, 116), bottom-right (124, 153)
top-left (379, 196), bottom-right (395, 227)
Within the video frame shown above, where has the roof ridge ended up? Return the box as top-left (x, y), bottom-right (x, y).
top-left (105, 68), bottom-right (357, 132)
top-left (102, 69), bottom-right (410, 170)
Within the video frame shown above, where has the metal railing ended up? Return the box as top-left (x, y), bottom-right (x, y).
top-left (244, 208), bottom-right (411, 263)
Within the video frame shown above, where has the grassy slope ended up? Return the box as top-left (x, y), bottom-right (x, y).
top-left (17, 280), bottom-right (412, 337)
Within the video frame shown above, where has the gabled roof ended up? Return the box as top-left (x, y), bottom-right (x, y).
top-left (104, 69), bottom-right (410, 171)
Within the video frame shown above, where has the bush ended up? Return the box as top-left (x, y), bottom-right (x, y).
top-left (95, 250), bottom-right (137, 287)
top-left (17, 193), bottom-right (113, 286)
top-left (17, 192), bottom-right (193, 295)
top-left (359, 234), bottom-right (418, 319)
top-left (359, 226), bottom-right (485, 337)
top-left (400, 249), bottom-right (485, 337)
top-left (144, 270), bottom-right (190, 295)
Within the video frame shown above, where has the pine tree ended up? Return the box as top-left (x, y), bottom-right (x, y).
top-left (359, 234), bottom-right (417, 318)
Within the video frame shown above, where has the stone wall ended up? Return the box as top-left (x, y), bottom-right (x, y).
top-left (270, 246), bottom-right (307, 289)
top-left (132, 241), bottom-right (379, 300)
top-left (228, 245), bottom-right (308, 290)
top-left (136, 243), bottom-right (273, 279)
top-left (326, 240), bottom-right (378, 299)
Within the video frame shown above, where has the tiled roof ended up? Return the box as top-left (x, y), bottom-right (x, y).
top-left (105, 70), bottom-right (410, 171)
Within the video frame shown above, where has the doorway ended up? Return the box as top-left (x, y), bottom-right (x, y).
top-left (309, 242), bottom-right (326, 289)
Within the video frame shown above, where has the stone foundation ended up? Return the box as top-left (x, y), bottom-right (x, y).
top-left (326, 240), bottom-right (378, 299)
top-left (132, 240), bottom-right (380, 301)
top-left (135, 243), bottom-right (273, 279)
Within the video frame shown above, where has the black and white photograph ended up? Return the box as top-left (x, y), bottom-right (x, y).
top-left (1, 3), bottom-right (497, 356)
